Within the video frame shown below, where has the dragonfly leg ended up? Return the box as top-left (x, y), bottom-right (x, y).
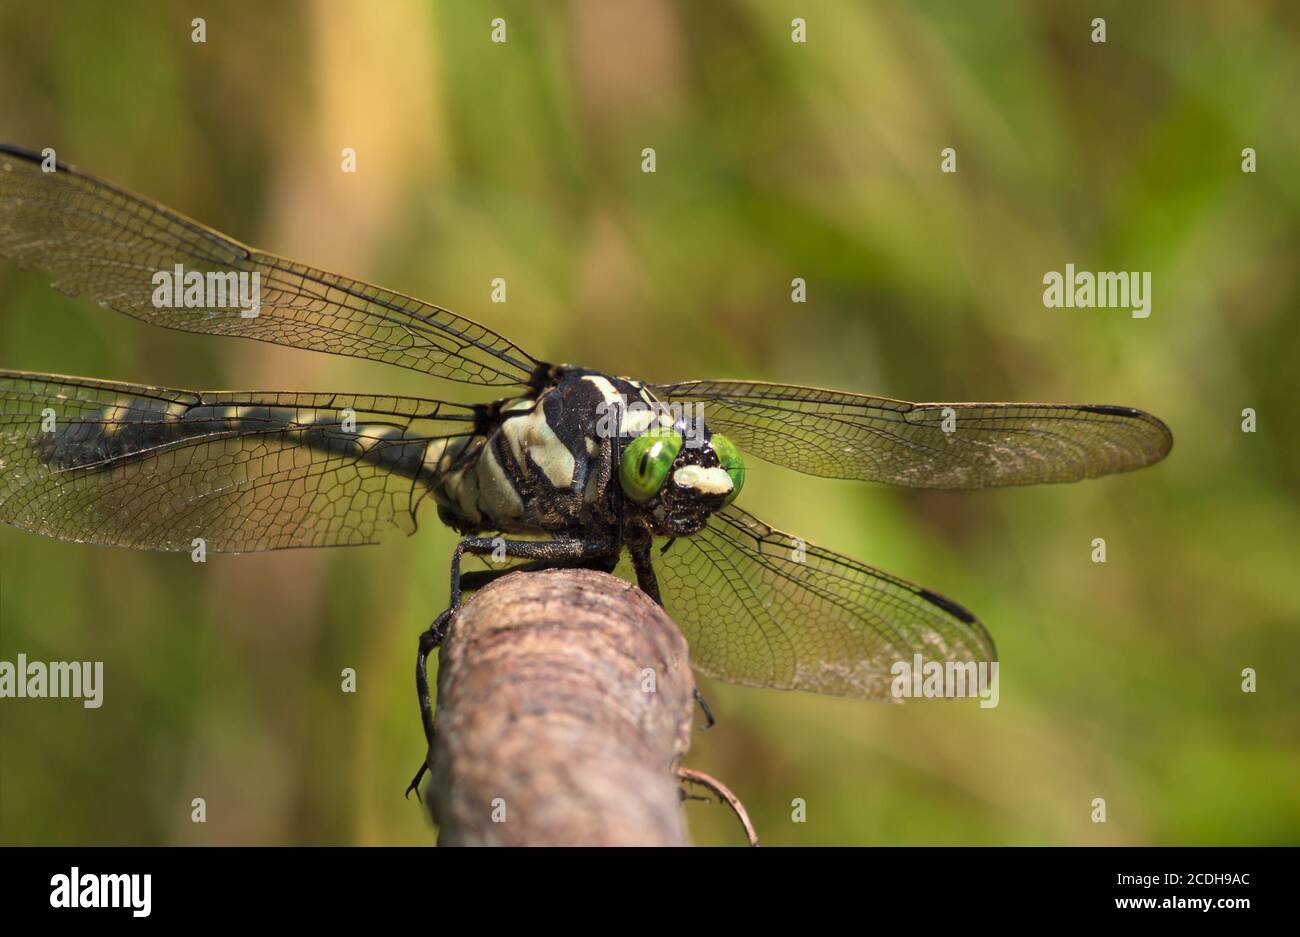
top-left (627, 534), bottom-right (662, 604)
top-left (631, 534), bottom-right (711, 727)
top-left (404, 609), bottom-right (453, 802)
top-left (407, 535), bottom-right (617, 799)
top-left (445, 535), bottom-right (619, 606)
top-left (693, 687), bottom-right (716, 730)
top-left (456, 551), bottom-right (619, 594)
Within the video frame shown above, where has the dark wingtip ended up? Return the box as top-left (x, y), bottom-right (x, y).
top-left (1077, 404), bottom-right (1143, 418)
top-left (918, 587), bottom-right (978, 624)
top-left (918, 586), bottom-right (998, 662)
top-left (0, 143), bottom-right (44, 162)
top-left (1078, 404), bottom-right (1175, 461)
top-left (0, 143), bottom-right (74, 173)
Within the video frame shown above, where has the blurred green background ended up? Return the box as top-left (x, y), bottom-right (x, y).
top-left (1, 0), bottom-right (1297, 846)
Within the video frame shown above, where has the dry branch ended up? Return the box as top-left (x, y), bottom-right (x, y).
top-left (425, 568), bottom-right (697, 845)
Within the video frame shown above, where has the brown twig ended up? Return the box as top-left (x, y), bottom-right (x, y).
top-left (677, 766), bottom-right (761, 846)
top-left (422, 568), bottom-right (698, 845)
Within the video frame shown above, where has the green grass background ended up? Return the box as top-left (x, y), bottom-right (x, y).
top-left (0, 0), bottom-right (1296, 845)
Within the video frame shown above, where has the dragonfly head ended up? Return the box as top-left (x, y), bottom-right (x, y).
top-left (618, 421), bottom-right (745, 535)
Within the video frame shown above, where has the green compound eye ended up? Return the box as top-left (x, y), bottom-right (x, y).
top-left (710, 434), bottom-right (745, 505)
top-left (619, 430), bottom-right (683, 503)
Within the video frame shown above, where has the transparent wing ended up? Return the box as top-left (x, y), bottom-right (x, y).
top-left (0, 144), bottom-right (540, 386)
top-left (0, 370), bottom-right (477, 552)
top-left (650, 380), bottom-right (1173, 487)
top-left (655, 504), bottom-right (995, 699)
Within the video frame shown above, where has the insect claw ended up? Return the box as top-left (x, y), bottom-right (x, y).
top-left (404, 761), bottom-right (428, 802)
top-left (694, 687), bottom-right (716, 730)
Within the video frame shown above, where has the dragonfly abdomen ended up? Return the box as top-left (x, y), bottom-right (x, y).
top-left (33, 401), bottom-right (436, 479)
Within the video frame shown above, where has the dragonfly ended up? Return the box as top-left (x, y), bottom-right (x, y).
top-left (0, 144), bottom-right (1173, 794)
